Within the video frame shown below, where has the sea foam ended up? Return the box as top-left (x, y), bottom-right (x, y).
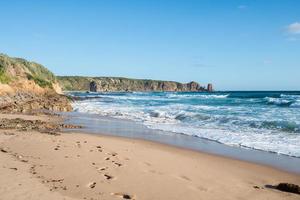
top-left (70, 91), bottom-right (300, 157)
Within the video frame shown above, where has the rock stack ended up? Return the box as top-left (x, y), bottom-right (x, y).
top-left (207, 84), bottom-right (213, 92)
top-left (90, 81), bottom-right (97, 92)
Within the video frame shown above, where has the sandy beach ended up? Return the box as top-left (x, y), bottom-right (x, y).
top-left (1, 1), bottom-right (300, 199)
top-left (0, 113), bottom-right (299, 200)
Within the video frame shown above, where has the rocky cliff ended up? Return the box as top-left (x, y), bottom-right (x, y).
top-left (0, 53), bottom-right (61, 94)
top-left (58, 76), bottom-right (209, 92)
top-left (0, 54), bottom-right (72, 113)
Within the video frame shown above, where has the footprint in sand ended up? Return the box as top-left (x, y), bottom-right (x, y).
top-left (0, 147), bottom-right (8, 153)
top-left (188, 185), bottom-right (208, 192)
top-left (143, 162), bottom-right (151, 166)
top-left (112, 193), bottom-right (134, 199)
top-left (104, 174), bottom-right (114, 180)
top-left (87, 182), bottom-right (96, 189)
top-left (178, 175), bottom-right (191, 181)
top-left (30, 165), bottom-right (37, 174)
top-left (96, 146), bottom-right (103, 152)
top-left (106, 152), bottom-right (118, 157)
top-left (146, 169), bottom-right (163, 175)
top-left (97, 167), bottom-right (107, 171)
top-left (114, 162), bottom-right (122, 167)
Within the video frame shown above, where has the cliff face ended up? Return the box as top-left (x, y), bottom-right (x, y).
top-left (58, 76), bottom-right (208, 92)
top-left (0, 54), bottom-right (62, 94)
top-left (0, 54), bottom-right (72, 113)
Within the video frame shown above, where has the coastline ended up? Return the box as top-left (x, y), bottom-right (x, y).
top-left (63, 112), bottom-right (300, 175)
top-left (72, 129), bottom-right (300, 177)
top-left (1, 113), bottom-right (300, 200)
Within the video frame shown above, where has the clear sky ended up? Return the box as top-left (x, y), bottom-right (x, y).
top-left (0, 0), bottom-right (299, 90)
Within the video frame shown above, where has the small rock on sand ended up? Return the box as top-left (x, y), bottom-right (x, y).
top-left (276, 183), bottom-right (300, 194)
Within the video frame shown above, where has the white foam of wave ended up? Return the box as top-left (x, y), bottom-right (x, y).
top-left (280, 94), bottom-right (300, 98)
top-left (72, 100), bottom-right (300, 157)
top-left (265, 97), bottom-right (294, 106)
top-left (166, 93), bottom-right (229, 99)
top-left (144, 122), bottom-right (300, 157)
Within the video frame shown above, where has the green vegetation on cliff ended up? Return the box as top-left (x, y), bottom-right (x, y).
top-left (57, 76), bottom-right (206, 92)
top-left (0, 53), bottom-right (209, 93)
top-left (0, 67), bottom-right (11, 84)
top-left (0, 54), bottom-right (56, 88)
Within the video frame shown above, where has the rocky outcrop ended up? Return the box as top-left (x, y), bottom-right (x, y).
top-left (0, 53), bottom-right (72, 113)
top-left (0, 53), bottom-right (60, 93)
top-left (0, 118), bottom-right (82, 135)
top-left (207, 83), bottom-right (213, 92)
top-left (0, 92), bottom-right (72, 113)
top-left (58, 76), bottom-right (210, 92)
top-left (90, 81), bottom-right (97, 92)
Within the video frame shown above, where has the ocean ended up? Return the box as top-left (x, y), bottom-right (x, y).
top-left (68, 91), bottom-right (300, 158)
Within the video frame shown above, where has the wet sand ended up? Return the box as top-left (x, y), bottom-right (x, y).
top-left (0, 114), bottom-right (300, 200)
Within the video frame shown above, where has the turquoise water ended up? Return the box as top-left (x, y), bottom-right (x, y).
top-left (69, 91), bottom-right (300, 157)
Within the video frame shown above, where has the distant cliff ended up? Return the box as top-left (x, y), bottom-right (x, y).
top-left (57, 76), bottom-right (212, 92)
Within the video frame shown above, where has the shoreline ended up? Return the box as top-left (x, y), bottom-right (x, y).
top-left (64, 112), bottom-right (300, 175)
top-left (88, 132), bottom-right (300, 176)
top-left (1, 113), bottom-right (300, 199)
top-left (69, 130), bottom-right (300, 177)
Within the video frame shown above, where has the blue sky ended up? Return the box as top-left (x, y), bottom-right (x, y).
top-left (0, 0), bottom-right (299, 90)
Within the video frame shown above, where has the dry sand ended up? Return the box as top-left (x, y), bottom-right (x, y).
top-left (0, 114), bottom-right (299, 200)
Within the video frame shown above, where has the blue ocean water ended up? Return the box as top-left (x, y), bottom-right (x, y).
top-left (69, 91), bottom-right (300, 157)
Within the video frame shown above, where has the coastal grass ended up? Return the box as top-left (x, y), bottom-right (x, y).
top-left (27, 74), bottom-right (53, 88)
top-left (0, 68), bottom-right (11, 84)
top-left (0, 53), bottom-right (56, 88)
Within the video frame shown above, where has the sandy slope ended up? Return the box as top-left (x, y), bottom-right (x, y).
top-left (0, 114), bottom-right (299, 200)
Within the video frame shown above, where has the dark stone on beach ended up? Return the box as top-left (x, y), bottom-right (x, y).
top-left (276, 183), bottom-right (300, 194)
top-left (123, 194), bottom-right (132, 199)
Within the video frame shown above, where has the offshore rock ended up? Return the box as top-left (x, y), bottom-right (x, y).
top-left (207, 83), bottom-right (213, 92)
top-left (90, 81), bottom-right (97, 92)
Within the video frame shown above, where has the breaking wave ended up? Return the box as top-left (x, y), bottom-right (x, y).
top-left (70, 91), bottom-right (300, 157)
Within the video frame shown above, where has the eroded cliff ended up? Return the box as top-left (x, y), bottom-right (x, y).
top-left (58, 76), bottom-right (209, 92)
top-left (0, 54), bottom-right (72, 113)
